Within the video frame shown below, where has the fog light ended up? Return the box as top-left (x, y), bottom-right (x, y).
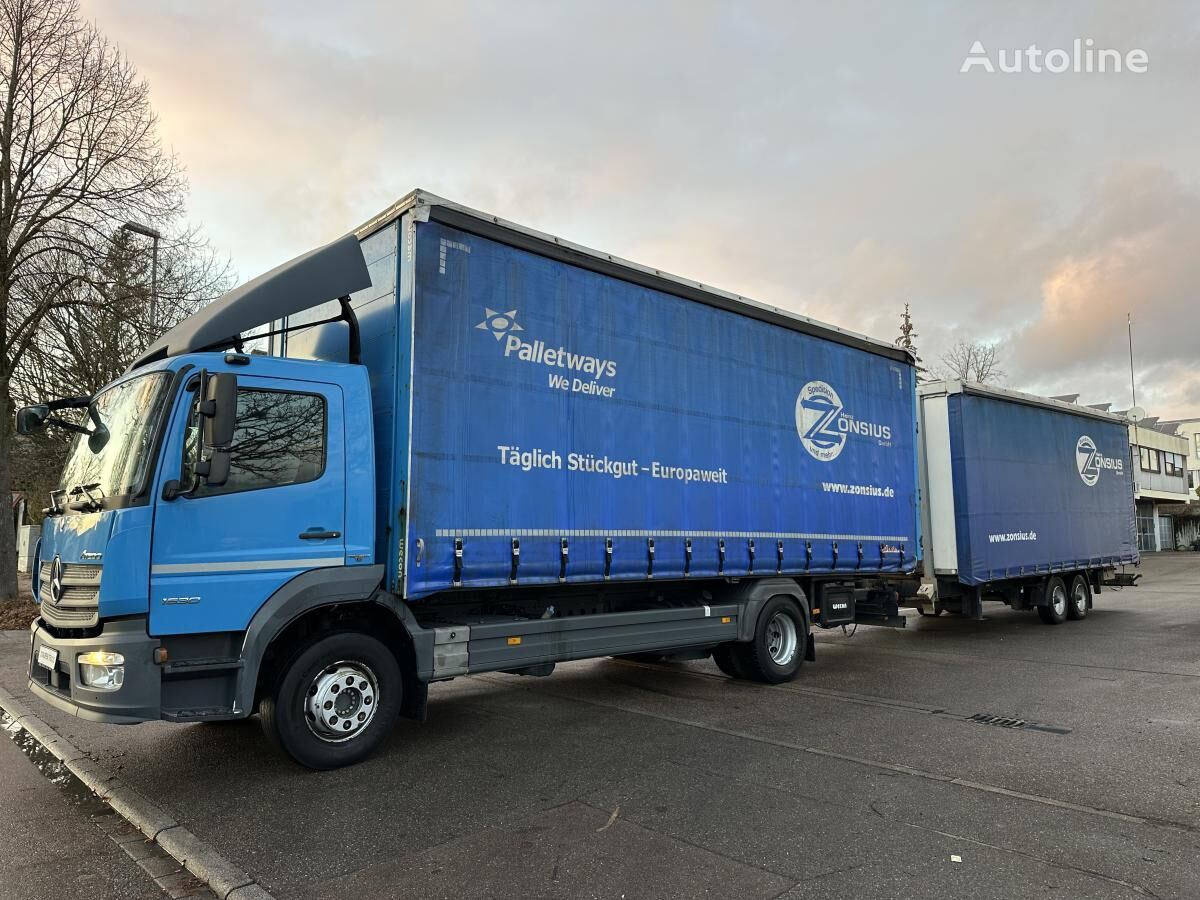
top-left (77, 651), bottom-right (125, 691)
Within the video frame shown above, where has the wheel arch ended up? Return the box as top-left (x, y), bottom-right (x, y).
top-left (713, 577), bottom-right (815, 662)
top-left (234, 565), bottom-right (429, 719)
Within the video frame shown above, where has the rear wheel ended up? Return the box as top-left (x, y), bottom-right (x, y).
top-left (711, 643), bottom-right (746, 679)
top-left (1037, 577), bottom-right (1068, 625)
top-left (1067, 574), bottom-right (1090, 620)
top-left (260, 631), bottom-right (401, 770)
top-left (733, 596), bottom-right (806, 684)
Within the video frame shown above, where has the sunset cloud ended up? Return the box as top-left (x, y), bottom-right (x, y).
top-left (80, 0), bottom-right (1200, 417)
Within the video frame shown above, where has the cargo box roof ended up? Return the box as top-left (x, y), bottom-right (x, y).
top-left (131, 189), bottom-right (914, 369)
top-left (356, 190), bottom-right (914, 365)
top-left (920, 379), bottom-right (1130, 425)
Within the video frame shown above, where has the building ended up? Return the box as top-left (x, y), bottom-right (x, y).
top-left (1156, 417), bottom-right (1200, 550)
top-left (1157, 417), bottom-right (1200, 492)
top-left (1053, 395), bottom-right (1192, 551)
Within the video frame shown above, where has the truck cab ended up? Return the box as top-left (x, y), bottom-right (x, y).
top-left (28, 353), bottom-right (376, 721)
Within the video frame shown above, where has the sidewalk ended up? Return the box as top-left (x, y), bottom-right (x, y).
top-left (0, 725), bottom-right (164, 899)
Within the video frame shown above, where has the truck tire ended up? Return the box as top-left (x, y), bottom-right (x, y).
top-left (711, 643), bottom-right (746, 679)
top-left (732, 595), bottom-right (806, 684)
top-left (1037, 577), bottom-right (1068, 625)
top-left (1066, 574), bottom-right (1090, 620)
top-left (260, 631), bottom-right (402, 770)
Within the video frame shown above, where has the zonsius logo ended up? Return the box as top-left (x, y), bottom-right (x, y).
top-left (1075, 434), bottom-right (1124, 487)
top-left (795, 380), bottom-right (892, 462)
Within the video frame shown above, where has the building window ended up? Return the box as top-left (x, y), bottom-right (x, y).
top-left (1164, 452), bottom-right (1185, 478)
top-left (1139, 446), bottom-right (1161, 473)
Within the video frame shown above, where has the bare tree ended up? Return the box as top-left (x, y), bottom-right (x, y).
top-left (0, 0), bottom-right (189, 600)
top-left (938, 340), bottom-right (1006, 384)
top-left (9, 228), bottom-right (229, 516)
top-left (894, 302), bottom-right (929, 381)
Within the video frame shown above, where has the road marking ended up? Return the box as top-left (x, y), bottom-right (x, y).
top-left (814, 639), bottom-right (1200, 680)
top-left (474, 673), bottom-right (1197, 836)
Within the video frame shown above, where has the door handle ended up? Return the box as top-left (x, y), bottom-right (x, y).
top-left (299, 530), bottom-right (341, 540)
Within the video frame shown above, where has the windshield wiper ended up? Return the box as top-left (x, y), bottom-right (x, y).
top-left (67, 482), bottom-right (106, 512)
top-left (42, 489), bottom-right (67, 518)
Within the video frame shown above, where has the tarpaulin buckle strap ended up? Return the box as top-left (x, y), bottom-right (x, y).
top-left (510, 538), bottom-right (520, 584)
top-left (747, 539), bottom-right (756, 573)
top-left (832, 542), bottom-right (839, 571)
top-left (684, 538), bottom-right (693, 576)
top-left (647, 538), bottom-right (655, 578)
top-left (776, 540), bottom-right (784, 575)
top-left (805, 541), bottom-right (813, 571)
top-left (604, 538), bottom-right (613, 580)
top-left (559, 538), bottom-right (569, 583)
top-left (718, 539), bottom-right (726, 575)
top-left (856, 541), bottom-right (864, 570)
top-left (453, 538), bottom-right (463, 587)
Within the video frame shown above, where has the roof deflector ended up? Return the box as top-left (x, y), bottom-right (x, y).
top-left (128, 233), bottom-right (371, 371)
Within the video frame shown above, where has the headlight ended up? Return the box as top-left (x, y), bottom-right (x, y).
top-left (77, 651), bottom-right (125, 691)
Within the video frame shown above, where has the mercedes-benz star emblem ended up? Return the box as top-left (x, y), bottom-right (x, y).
top-left (49, 556), bottom-right (64, 604)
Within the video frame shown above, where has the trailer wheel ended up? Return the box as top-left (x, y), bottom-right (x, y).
top-left (711, 643), bottom-right (746, 679)
top-left (260, 631), bottom-right (401, 770)
top-left (1066, 574), bottom-right (1090, 620)
top-left (1037, 577), bottom-right (1069, 625)
top-left (733, 596), bottom-right (806, 684)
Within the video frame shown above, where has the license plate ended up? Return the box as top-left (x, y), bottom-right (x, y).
top-left (36, 644), bottom-right (58, 671)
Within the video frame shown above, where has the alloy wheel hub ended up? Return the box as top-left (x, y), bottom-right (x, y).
top-left (305, 661), bottom-right (378, 743)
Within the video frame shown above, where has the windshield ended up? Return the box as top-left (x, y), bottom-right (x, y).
top-left (57, 372), bottom-right (172, 504)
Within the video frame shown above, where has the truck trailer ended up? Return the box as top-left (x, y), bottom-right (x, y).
top-left (20, 191), bottom-right (922, 768)
top-left (911, 379), bottom-right (1138, 622)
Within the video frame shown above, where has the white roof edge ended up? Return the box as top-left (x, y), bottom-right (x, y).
top-left (353, 189), bottom-right (912, 362)
top-left (918, 379), bottom-right (1131, 425)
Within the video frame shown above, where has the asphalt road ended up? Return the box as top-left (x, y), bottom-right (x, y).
top-left (2, 553), bottom-right (1199, 899)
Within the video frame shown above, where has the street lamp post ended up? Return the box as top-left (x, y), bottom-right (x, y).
top-left (122, 221), bottom-right (161, 327)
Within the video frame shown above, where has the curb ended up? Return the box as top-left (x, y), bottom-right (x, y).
top-left (0, 684), bottom-right (275, 900)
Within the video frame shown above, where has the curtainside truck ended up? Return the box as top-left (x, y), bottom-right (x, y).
top-left (19, 191), bottom-right (921, 768)
top-left (908, 379), bottom-right (1138, 622)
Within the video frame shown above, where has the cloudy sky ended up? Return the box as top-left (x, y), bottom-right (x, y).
top-left (80, 1), bottom-right (1200, 416)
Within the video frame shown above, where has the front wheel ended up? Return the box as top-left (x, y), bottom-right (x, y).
top-left (733, 596), bottom-right (806, 684)
top-left (261, 631), bottom-right (402, 770)
top-left (1037, 577), bottom-right (1068, 625)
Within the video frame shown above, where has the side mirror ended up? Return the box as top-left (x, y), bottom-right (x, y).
top-left (15, 405), bottom-right (49, 435)
top-left (200, 373), bottom-right (237, 448)
top-left (196, 371), bottom-right (236, 489)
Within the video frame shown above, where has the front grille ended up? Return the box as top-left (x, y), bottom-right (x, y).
top-left (38, 562), bottom-right (102, 629)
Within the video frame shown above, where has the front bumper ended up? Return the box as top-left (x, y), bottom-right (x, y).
top-left (28, 617), bottom-right (162, 724)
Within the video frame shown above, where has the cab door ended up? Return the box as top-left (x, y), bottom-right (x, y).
top-left (150, 374), bottom-right (346, 635)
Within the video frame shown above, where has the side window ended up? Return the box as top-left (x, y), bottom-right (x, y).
top-left (181, 389), bottom-right (327, 497)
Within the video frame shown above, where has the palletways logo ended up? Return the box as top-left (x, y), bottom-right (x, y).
top-left (475, 307), bottom-right (620, 398)
top-left (795, 380), bottom-right (892, 462)
top-left (1076, 434), bottom-right (1124, 486)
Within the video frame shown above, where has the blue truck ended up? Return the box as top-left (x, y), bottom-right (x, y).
top-left (18, 191), bottom-right (922, 768)
top-left (913, 380), bottom-right (1138, 621)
